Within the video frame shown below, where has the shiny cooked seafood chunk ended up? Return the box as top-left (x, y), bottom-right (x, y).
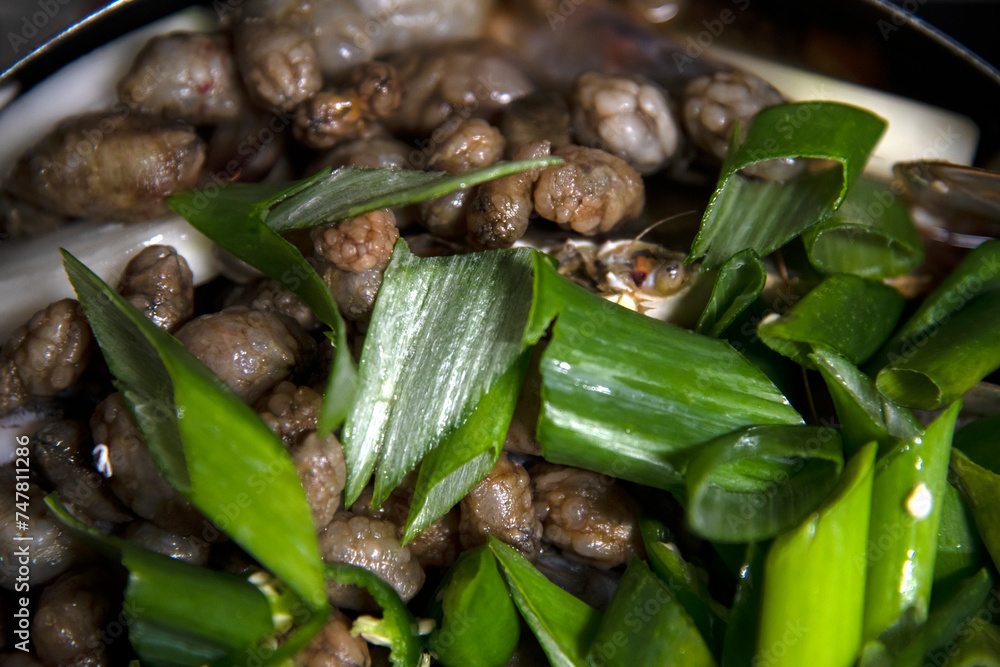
top-left (295, 607), bottom-right (371, 667)
top-left (32, 568), bottom-right (115, 667)
top-left (531, 463), bottom-right (643, 569)
top-left (0, 299), bottom-right (92, 418)
top-left (572, 71), bottom-right (683, 175)
top-left (234, 0), bottom-right (494, 107)
top-left (117, 245), bottom-right (195, 333)
top-left (459, 452), bottom-right (544, 560)
top-left (5, 113), bottom-right (205, 223)
top-left (90, 393), bottom-right (206, 536)
top-left (174, 306), bottom-right (316, 403)
top-left (320, 513), bottom-right (425, 610)
top-left (117, 32), bottom-right (248, 124)
top-left (533, 144), bottom-right (645, 235)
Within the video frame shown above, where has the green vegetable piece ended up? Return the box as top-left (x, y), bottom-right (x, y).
top-left (872, 239), bottom-right (1000, 370)
top-left (266, 159), bottom-right (562, 232)
top-left (168, 172), bottom-right (355, 432)
top-left (684, 424), bottom-right (844, 543)
top-left (525, 254), bottom-right (802, 492)
top-left (585, 558), bottom-right (717, 667)
top-left (757, 442), bottom-right (876, 667)
top-left (802, 175), bottom-right (924, 278)
top-left (888, 568), bottom-right (995, 667)
top-left (696, 249), bottom-right (766, 338)
top-left (639, 517), bottom-right (726, 645)
top-left (343, 242), bottom-right (535, 508)
top-left (688, 102), bottom-right (886, 269)
top-left (863, 402), bottom-right (961, 642)
top-left (428, 546), bottom-right (520, 667)
top-left (949, 448), bottom-right (1000, 572)
top-left (721, 543), bottom-right (767, 667)
top-left (488, 536), bottom-right (603, 667)
top-left (954, 413), bottom-right (1000, 474)
top-left (63, 252), bottom-right (327, 613)
top-left (46, 495), bottom-right (282, 666)
top-left (933, 484), bottom-right (987, 607)
top-left (810, 346), bottom-right (922, 458)
top-left (758, 274), bottom-right (904, 369)
top-left (324, 563), bottom-right (423, 667)
top-left (870, 240), bottom-right (1000, 410)
top-left (876, 290), bottom-right (1000, 409)
top-left (405, 352), bottom-right (529, 542)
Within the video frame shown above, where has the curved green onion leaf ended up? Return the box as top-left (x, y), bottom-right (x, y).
top-left (802, 176), bottom-right (923, 278)
top-left (62, 251), bottom-right (327, 613)
top-left (168, 172), bottom-right (354, 431)
top-left (688, 102), bottom-right (886, 269)
top-left (404, 352), bottom-right (529, 543)
top-left (757, 442), bottom-right (875, 667)
top-left (872, 240), bottom-right (1000, 369)
top-left (488, 537), bottom-right (602, 667)
top-left (884, 568), bottom-right (995, 667)
top-left (863, 402), bottom-right (960, 642)
top-left (696, 249), bottom-right (766, 338)
top-left (427, 546), bottom-right (520, 667)
top-left (585, 558), bottom-right (717, 667)
top-left (758, 274), bottom-right (904, 369)
top-left (46, 495), bottom-right (281, 666)
top-left (684, 424), bottom-right (844, 543)
top-left (933, 484), bottom-right (988, 605)
top-left (525, 254), bottom-right (802, 492)
top-left (639, 517), bottom-right (726, 645)
top-left (324, 563), bottom-right (423, 667)
top-left (949, 448), bottom-right (1000, 572)
top-left (343, 243), bottom-right (535, 509)
top-left (266, 159), bottom-right (562, 232)
top-left (875, 290), bottom-right (1000, 410)
top-left (810, 346), bottom-right (921, 458)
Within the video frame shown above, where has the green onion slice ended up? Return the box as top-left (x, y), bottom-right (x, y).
top-left (875, 290), bottom-right (1000, 410)
top-left (862, 402), bottom-right (961, 642)
top-left (758, 273), bottom-right (904, 369)
top-left (810, 346), bottom-right (921, 458)
top-left (801, 176), bottom-right (923, 278)
top-left (688, 102), bottom-right (886, 269)
top-left (757, 442), bottom-right (876, 667)
top-left (266, 159), bottom-right (562, 232)
top-left (488, 537), bottom-right (602, 667)
top-left (526, 253), bottom-right (802, 492)
top-left (949, 448), bottom-right (1000, 573)
top-left (46, 495), bottom-right (289, 666)
top-left (696, 248), bottom-right (766, 338)
top-left (62, 251), bottom-right (327, 613)
top-left (324, 563), bottom-right (423, 667)
top-left (585, 557), bottom-right (717, 667)
top-left (427, 546), bottom-right (520, 667)
top-left (343, 243), bottom-right (535, 510)
top-left (684, 424), bottom-right (844, 543)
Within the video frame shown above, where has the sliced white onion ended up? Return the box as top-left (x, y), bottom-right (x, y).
top-left (707, 46), bottom-right (979, 180)
top-left (0, 217), bottom-right (219, 341)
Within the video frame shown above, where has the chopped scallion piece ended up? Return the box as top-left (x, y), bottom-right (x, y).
top-left (688, 102), bottom-right (886, 269)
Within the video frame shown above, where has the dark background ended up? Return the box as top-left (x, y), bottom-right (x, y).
top-left (1, 0), bottom-right (999, 78)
